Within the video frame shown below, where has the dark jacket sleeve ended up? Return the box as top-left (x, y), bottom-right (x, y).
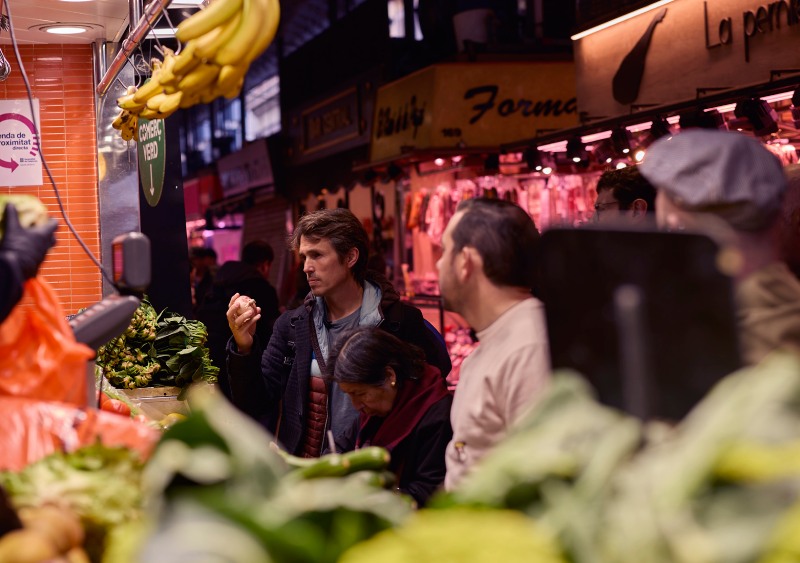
top-left (395, 394), bottom-right (453, 506)
top-left (227, 310), bottom-right (293, 430)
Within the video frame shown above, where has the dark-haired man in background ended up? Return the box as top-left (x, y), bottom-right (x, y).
top-left (593, 165), bottom-right (657, 225)
top-left (437, 198), bottom-right (551, 489)
top-left (197, 240), bottom-right (280, 399)
top-left (226, 209), bottom-right (451, 457)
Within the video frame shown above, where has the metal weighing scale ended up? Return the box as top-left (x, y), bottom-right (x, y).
top-left (67, 232), bottom-right (151, 406)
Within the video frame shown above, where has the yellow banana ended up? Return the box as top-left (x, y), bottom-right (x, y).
top-left (179, 91), bottom-right (201, 109)
top-left (158, 49), bottom-right (178, 86)
top-left (173, 40), bottom-right (203, 76)
top-left (214, 0), bottom-right (266, 66)
top-left (146, 92), bottom-right (170, 111)
top-left (150, 57), bottom-right (163, 72)
top-left (159, 91), bottom-right (184, 114)
top-left (216, 64), bottom-right (247, 93)
top-left (126, 85), bottom-right (137, 95)
top-left (133, 126), bottom-right (140, 143)
top-left (132, 73), bottom-right (165, 104)
top-left (200, 89), bottom-right (220, 105)
top-left (176, 0), bottom-right (243, 43)
top-left (111, 111), bottom-right (126, 130)
top-left (177, 63), bottom-right (221, 95)
top-left (223, 77), bottom-right (244, 100)
top-left (243, 0), bottom-right (280, 63)
top-left (121, 126), bottom-right (134, 142)
top-left (117, 93), bottom-right (146, 111)
top-left (195, 11), bottom-right (242, 60)
top-left (139, 107), bottom-right (167, 120)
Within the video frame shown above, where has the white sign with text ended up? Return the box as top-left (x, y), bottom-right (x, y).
top-left (0, 99), bottom-right (42, 187)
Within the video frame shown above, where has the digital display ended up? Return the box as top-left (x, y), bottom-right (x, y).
top-left (113, 242), bottom-right (124, 282)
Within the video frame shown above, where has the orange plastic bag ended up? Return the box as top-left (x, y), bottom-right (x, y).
top-left (0, 277), bottom-right (94, 407)
top-left (0, 396), bottom-right (160, 471)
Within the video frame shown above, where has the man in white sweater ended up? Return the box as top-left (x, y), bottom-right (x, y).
top-left (437, 198), bottom-right (551, 490)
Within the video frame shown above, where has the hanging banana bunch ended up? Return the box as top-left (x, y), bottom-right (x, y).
top-left (110, 0), bottom-right (280, 141)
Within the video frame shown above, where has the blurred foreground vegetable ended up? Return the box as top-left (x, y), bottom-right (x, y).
top-left (136, 387), bottom-right (411, 563)
top-left (339, 508), bottom-right (566, 563)
top-left (438, 352), bottom-right (800, 563)
top-left (0, 444), bottom-right (145, 561)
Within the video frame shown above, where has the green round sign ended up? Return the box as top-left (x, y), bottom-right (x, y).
top-left (137, 118), bottom-right (166, 207)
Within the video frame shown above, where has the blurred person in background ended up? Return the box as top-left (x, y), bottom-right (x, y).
top-left (780, 164), bottom-right (800, 280)
top-left (190, 246), bottom-right (217, 313)
top-left (436, 198), bottom-right (550, 489)
top-left (0, 203), bottom-right (57, 323)
top-left (226, 209), bottom-right (451, 457)
top-left (197, 240), bottom-right (280, 400)
top-left (593, 165), bottom-right (657, 225)
top-left (330, 326), bottom-right (452, 506)
top-left (640, 129), bottom-right (800, 365)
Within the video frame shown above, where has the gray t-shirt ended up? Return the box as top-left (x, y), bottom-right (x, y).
top-left (310, 306), bottom-right (362, 453)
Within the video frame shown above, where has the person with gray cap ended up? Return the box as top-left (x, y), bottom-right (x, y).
top-left (639, 129), bottom-right (800, 365)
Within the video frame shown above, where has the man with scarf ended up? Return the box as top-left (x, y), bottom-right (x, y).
top-left (225, 208), bottom-right (451, 457)
top-left (330, 326), bottom-right (451, 505)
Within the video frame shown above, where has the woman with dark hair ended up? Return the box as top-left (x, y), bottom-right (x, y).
top-left (330, 326), bottom-right (453, 506)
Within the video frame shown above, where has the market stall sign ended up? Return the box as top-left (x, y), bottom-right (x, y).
top-left (0, 99), bottom-right (43, 187)
top-left (216, 138), bottom-right (274, 198)
top-left (137, 119), bottom-right (166, 207)
top-left (286, 72), bottom-right (378, 166)
top-left (574, 0), bottom-right (800, 119)
top-left (369, 62), bottom-right (578, 162)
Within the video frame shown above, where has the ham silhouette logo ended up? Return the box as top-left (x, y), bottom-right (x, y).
top-left (612, 7), bottom-right (667, 106)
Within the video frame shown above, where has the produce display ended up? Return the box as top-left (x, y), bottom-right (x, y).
top-left (133, 389), bottom-right (411, 563)
top-left (111, 0), bottom-right (281, 141)
top-left (0, 445), bottom-right (145, 562)
top-left (96, 300), bottom-right (218, 390)
top-left (3, 339), bottom-right (800, 561)
top-left (435, 352), bottom-right (800, 563)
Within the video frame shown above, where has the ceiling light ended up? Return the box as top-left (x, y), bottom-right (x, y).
top-left (147, 28), bottom-right (177, 39)
top-left (542, 166), bottom-right (553, 175)
top-left (434, 158), bottom-right (445, 166)
top-left (31, 23), bottom-right (99, 34)
top-left (571, 0), bottom-right (675, 40)
top-left (537, 140), bottom-right (567, 153)
top-left (760, 90), bottom-right (795, 104)
top-left (634, 149), bottom-right (646, 162)
top-left (581, 130), bottom-right (612, 143)
top-left (615, 161), bottom-right (628, 169)
top-left (45, 25), bottom-right (88, 34)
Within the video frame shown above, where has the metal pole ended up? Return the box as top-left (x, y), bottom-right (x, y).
top-left (96, 0), bottom-right (173, 96)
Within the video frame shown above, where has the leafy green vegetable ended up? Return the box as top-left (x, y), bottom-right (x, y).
top-left (152, 310), bottom-right (218, 388)
top-left (0, 444), bottom-right (145, 561)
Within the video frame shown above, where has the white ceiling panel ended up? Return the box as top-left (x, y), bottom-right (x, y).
top-left (0, 0), bottom-right (130, 45)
